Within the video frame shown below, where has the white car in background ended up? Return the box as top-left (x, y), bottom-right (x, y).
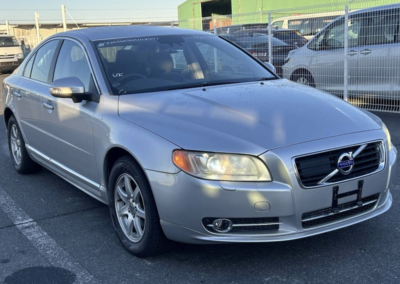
top-left (282, 4), bottom-right (400, 98)
top-left (0, 35), bottom-right (24, 74)
top-left (272, 11), bottom-right (344, 40)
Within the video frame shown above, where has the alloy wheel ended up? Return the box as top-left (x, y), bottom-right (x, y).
top-left (114, 173), bottom-right (146, 242)
top-left (10, 124), bottom-right (22, 165)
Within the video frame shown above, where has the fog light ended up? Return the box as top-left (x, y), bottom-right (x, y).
top-left (212, 219), bottom-right (233, 233)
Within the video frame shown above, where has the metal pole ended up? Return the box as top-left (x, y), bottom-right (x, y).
top-left (35, 12), bottom-right (41, 45)
top-left (343, 5), bottom-right (349, 102)
top-left (268, 13), bottom-right (272, 64)
top-left (213, 19), bottom-right (218, 73)
top-left (61, 5), bottom-right (67, 31)
top-left (5, 20), bottom-right (10, 35)
top-left (171, 22), bottom-right (174, 28)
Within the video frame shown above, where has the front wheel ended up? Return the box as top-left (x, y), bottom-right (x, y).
top-left (291, 71), bottom-right (316, 87)
top-left (108, 156), bottom-right (168, 257)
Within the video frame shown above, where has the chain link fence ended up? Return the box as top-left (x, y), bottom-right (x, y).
top-left (185, 0), bottom-right (400, 113)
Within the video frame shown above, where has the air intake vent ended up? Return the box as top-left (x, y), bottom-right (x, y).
top-left (302, 194), bottom-right (379, 228)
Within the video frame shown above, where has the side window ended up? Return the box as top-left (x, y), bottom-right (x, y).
top-left (53, 40), bottom-right (97, 94)
top-left (365, 9), bottom-right (400, 45)
top-left (310, 17), bottom-right (362, 49)
top-left (23, 54), bottom-right (35, 78)
top-left (273, 21), bottom-right (283, 28)
top-left (31, 40), bottom-right (59, 83)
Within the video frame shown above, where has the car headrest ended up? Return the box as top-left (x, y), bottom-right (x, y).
top-left (152, 52), bottom-right (173, 74)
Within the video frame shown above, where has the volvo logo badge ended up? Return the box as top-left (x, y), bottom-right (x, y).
top-left (337, 152), bottom-right (355, 175)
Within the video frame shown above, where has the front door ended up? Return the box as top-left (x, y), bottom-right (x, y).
top-left (40, 39), bottom-right (100, 183)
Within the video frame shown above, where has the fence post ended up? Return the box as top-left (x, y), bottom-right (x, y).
top-left (268, 13), bottom-right (272, 64)
top-left (6, 20), bottom-right (10, 35)
top-left (61, 4), bottom-right (67, 32)
top-left (343, 5), bottom-right (349, 102)
top-left (35, 12), bottom-right (41, 45)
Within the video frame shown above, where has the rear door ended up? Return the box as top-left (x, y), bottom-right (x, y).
top-left (13, 40), bottom-right (61, 155)
top-left (356, 8), bottom-right (400, 97)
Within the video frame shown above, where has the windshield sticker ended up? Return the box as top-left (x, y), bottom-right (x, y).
top-left (97, 37), bottom-right (158, 48)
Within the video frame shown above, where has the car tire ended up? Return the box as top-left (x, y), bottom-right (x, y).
top-left (292, 71), bottom-right (316, 88)
top-left (7, 115), bottom-right (41, 174)
top-left (108, 156), bottom-right (168, 257)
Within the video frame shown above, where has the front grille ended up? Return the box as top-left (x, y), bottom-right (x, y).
top-left (295, 142), bottom-right (383, 187)
top-left (203, 217), bottom-right (280, 234)
top-left (302, 194), bottom-right (379, 228)
top-left (0, 55), bottom-right (15, 59)
top-left (0, 61), bottom-right (18, 66)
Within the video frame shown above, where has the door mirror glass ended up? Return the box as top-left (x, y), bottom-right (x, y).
top-left (49, 77), bottom-right (98, 103)
top-left (263, 62), bottom-right (276, 74)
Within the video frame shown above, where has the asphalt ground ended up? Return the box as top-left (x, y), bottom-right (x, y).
top-left (0, 73), bottom-right (399, 284)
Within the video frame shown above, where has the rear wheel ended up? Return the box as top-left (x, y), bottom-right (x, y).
top-left (7, 115), bottom-right (40, 174)
top-left (292, 70), bottom-right (315, 87)
top-left (108, 156), bottom-right (168, 257)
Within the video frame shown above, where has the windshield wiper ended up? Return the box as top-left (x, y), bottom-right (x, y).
top-left (166, 81), bottom-right (242, 91)
top-left (256, 77), bottom-right (278, 81)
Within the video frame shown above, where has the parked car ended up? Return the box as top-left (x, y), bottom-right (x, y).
top-left (222, 33), bottom-right (297, 76)
top-left (283, 4), bottom-right (400, 99)
top-left (211, 23), bottom-right (269, 34)
top-left (272, 11), bottom-right (344, 40)
top-left (0, 35), bottom-right (24, 74)
top-left (2, 26), bottom-right (397, 257)
top-left (234, 28), bottom-right (308, 47)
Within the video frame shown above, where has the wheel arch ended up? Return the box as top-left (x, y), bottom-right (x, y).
top-left (103, 146), bottom-right (150, 193)
top-left (290, 68), bottom-right (313, 81)
top-left (4, 107), bottom-right (14, 128)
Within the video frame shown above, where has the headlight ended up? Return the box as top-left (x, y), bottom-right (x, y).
top-left (16, 53), bottom-right (24, 59)
top-left (284, 50), bottom-right (296, 64)
top-left (172, 150), bottom-right (271, 181)
top-left (382, 123), bottom-right (392, 151)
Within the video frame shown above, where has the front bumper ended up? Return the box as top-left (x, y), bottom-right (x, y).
top-left (148, 130), bottom-right (397, 244)
top-left (0, 58), bottom-right (22, 72)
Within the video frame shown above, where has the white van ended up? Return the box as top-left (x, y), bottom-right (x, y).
top-left (272, 11), bottom-right (345, 40)
top-left (0, 35), bottom-right (24, 74)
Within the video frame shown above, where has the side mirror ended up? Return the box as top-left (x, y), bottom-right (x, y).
top-left (49, 77), bottom-right (99, 103)
top-left (263, 62), bottom-right (276, 74)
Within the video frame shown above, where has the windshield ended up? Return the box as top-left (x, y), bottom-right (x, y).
top-left (95, 34), bottom-right (275, 95)
top-left (0, 36), bottom-right (19, 47)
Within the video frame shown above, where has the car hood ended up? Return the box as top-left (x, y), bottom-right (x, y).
top-left (118, 79), bottom-right (381, 155)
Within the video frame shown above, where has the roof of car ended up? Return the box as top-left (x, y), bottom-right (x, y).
top-left (350, 3), bottom-right (400, 15)
top-left (60, 26), bottom-right (209, 41)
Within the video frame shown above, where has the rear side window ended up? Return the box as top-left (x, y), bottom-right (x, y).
top-left (30, 40), bottom-right (59, 83)
top-left (365, 9), bottom-right (400, 45)
top-left (273, 21), bottom-right (284, 28)
top-left (23, 54), bottom-right (35, 78)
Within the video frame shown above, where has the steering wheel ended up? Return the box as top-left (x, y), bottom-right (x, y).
top-left (114, 73), bottom-right (147, 86)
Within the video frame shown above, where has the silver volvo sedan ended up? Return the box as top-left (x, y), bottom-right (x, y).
top-left (2, 26), bottom-right (397, 257)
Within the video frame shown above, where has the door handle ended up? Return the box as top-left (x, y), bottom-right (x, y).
top-left (43, 102), bottom-right (54, 110)
top-left (348, 50), bottom-right (358, 56)
top-left (13, 89), bottom-right (22, 98)
top-left (360, 49), bottom-right (371, 55)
